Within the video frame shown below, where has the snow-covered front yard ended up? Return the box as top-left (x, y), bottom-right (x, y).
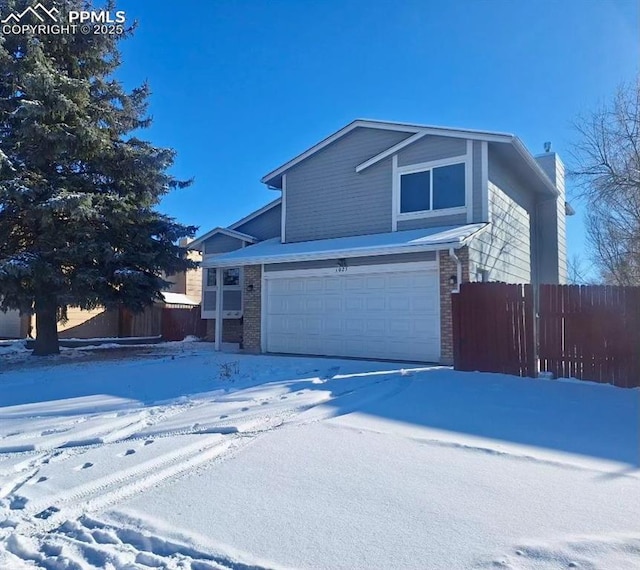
top-left (0, 341), bottom-right (638, 570)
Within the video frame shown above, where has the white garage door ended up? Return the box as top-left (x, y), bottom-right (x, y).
top-left (264, 262), bottom-right (440, 362)
top-left (0, 310), bottom-right (22, 339)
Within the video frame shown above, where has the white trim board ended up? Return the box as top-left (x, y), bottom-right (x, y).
top-left (189, 227), bottom-right (257, 250)
top-left (392, 151), bottom-right (471, 226)
top-left (261, 119), bottom-right (517, 186)
top-left (481, 141), bottom-right (489, 222)
top-left (263, 261), bottom-right (436, 280)
top-left (465, 140), bottom-right (473, 223)
top-left (204, 239), bottom-right (478, 268)
top-left (280, 173), bottom-right (287, 243)
top-left (228, 197), bottom-right (282, 231)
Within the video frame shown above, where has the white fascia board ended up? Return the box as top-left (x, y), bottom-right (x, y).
top-left (356, 129), bottom-right (514, 174)
top-left (356, 131), bottom-right (428, 173)
top-left (511, 137), bottom-right (559, 196)
top-left (459, 222), bottom-right (490, 245)
top-left (228, 197), bottom-right (282, 231)
top-left (202, 240), bottom-right (471, 268)
top-left (189, 227), bottom-right (257, 249)
top-left (261, 120), bottom-right (422, 185)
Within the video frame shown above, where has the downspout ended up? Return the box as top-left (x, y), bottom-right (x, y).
top-left (448, 247), bottom-right (462, 293)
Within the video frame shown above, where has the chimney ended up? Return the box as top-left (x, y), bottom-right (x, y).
top-left (535, 147), bottom-right (567, 284)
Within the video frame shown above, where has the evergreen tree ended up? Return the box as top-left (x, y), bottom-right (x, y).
top-left (0, 0), bottom-right (197, 355)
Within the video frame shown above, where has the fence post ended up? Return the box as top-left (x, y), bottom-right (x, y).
top-left (451, 290), bottom-right (460, 370)
top-left (524, 284), bottom-right (538, 377)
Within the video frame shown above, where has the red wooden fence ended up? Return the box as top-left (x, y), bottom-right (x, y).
top-left (161, 307), bottom-right (207, 342)
top-left (452, 283), bottom-right (640, 388)
top-left (538, 285), bottom-right (640, 388)
top-left (452, 283), bottom-right (536, 377)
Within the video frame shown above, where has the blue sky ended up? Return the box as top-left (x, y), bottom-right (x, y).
top-left (115, 0), bottom-right (638, 269)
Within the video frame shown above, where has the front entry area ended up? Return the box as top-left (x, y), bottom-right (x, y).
top-left (264, 262), bottom-right (440, 362)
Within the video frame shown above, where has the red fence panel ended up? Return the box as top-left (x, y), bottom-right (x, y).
top-left (452, 283), bottom-right (536, 377)
top-left (452, 283), bottom-right (639, 388)
top-left (161, 307), bottom-right (207, 342)
top-left (539, 285), bottom-right (640, 388)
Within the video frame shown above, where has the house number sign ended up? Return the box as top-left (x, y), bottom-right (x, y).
top-left (336, 258), bottom-right (348, 272)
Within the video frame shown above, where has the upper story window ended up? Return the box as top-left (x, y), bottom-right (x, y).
top-left (399, 162), bottom-right (466, 215)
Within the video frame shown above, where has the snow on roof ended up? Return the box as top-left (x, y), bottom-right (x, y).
top-left (203, 223), bottom-right (489, 267)
top-left (161, 292), bottom-right (200, 306)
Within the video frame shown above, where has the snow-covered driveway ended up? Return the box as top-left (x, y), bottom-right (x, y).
top-left (0, 342), bottom-right (638, 569)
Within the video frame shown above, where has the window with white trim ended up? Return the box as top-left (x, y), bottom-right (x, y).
top-left (202, 267), bottom-right (243, 319)
top-left (399, 162), bottom-right (466, 215)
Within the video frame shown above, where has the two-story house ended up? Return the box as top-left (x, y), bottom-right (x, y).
top-left (189, 119), bottom-right (571, 364)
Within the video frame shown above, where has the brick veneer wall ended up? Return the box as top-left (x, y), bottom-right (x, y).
top-left (205, 318), bottom-right (243, 343)
top-left (439, 247), bottom-right (469, 365)
top-left (242, 265), bottom-right (262, 352)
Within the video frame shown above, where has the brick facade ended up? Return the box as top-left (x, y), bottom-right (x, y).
top-left (439, 247), bottom-right (470, 365)
top-left (242, 265), bottom-right (262, 352)
top-left (205, 318), bottom-right (243, 344)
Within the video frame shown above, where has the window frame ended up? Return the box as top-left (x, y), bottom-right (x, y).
top-left (202, 266), bottom-right (243, 319)
top-left (394, 153), bottom-right (470, 223)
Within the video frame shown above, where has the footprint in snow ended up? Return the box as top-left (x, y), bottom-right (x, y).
top-left (36, 476), bottom-right (48, 483)
top-left (261, 401), bottom-right (268, 406)
top-left (119, 449), bottom-right (136, 457)
top-left (143, 439), bottom-right (154, 446)
top-left (9, 496), bottom-right (28, 510)
top-left (219, 415), bottom-right (228, 419)
top-left (75, 462), bottom-right (93, 470)
top-left (280, 395), bottom-right (288, 400)
top-left (35, 505), bottom-right (60, 519)
top-left (241, 407), bottom-right (249, 412)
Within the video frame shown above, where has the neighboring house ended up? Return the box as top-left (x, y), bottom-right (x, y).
top-left (190, 119), bottom-right (572, 363)
top-left (0, 309), bottom-right (29, 339)
top-left (2, 241), bottom-right (202, 340)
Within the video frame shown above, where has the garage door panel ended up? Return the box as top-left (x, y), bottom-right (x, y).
top-left (344, 297), bottom-right (364, 312)
top-left (305, 278), bottom-right (324, 292)
top-left (265, 265), bottom-right (440, 362)
top-left (324, 297), bottom-right (342, 312)
top-left (365, 297), bottom-right (386, 311)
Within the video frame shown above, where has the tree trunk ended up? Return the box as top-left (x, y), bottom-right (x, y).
top-left (33, 295), bottom-right (60, 356)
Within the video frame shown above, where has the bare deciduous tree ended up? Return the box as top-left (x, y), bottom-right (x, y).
top-left (570, 78), bottom-right (640, 285)
top-left (567, 253), bottom-right (595, 285)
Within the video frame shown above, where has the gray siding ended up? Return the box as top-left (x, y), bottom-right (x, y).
top-left (397, 214), bottom-right (467, 231)
top-left (265, 251), bottom-right (436, 272)
top-left (285, 127), bottom-right (412, 242)
top-left (468, 152), bottom-right (535, 283)
top-left (396, 135), bottom-right (466, 167)
top-left (203, 234), bottom-right (245, 255)
top-left (234, 203), bottom-right (282, 241)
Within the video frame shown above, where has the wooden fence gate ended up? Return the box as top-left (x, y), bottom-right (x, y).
top-left (452, 282), bottom-right (640, 388)
top-left (452, 283), bottom-right (536, 377)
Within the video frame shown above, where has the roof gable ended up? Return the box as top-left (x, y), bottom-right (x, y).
top-left (189, 227), bottom-right (257, 250)
top-left (261, 118), bottom-right (558, 196)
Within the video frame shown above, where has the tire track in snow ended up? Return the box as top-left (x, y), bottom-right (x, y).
top-left (3, 367), bottom-right (411, 544)
top-left (9, 434), bottom-right (242, 535)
